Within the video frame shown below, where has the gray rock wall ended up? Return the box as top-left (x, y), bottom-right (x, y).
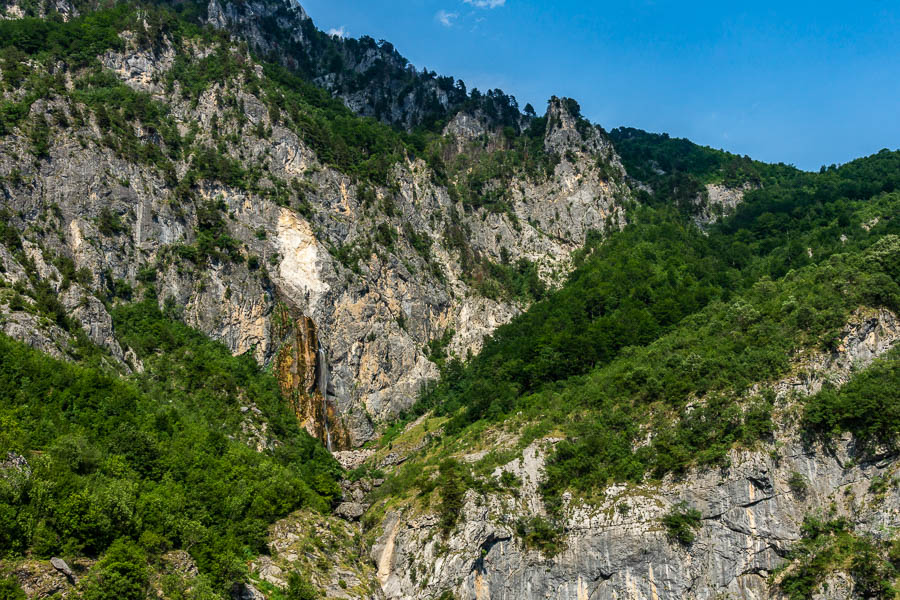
top-left (0, 38), bottom-right (630, 445)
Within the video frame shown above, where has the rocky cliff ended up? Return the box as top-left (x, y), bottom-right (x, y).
top-left (0, 11), bottom-right (629, 446)
top-left (201, 0), bottom-right (523, 132)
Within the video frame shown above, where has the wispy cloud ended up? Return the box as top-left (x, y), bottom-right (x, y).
top-left (327, 26), bottom-right (347, 38)
top-left (436, 9), bottom-right (459, 27)
top-left (463, 0), bottom-right (506, 8)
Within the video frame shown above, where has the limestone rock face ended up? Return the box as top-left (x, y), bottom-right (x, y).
top-left (256, 510), bottom-right (381, 599)
top-left (693, 182), bottom-right (755, 226)
top-left (371, 437), bottom-right (898, 600)
top-left (274, 312), bottom-right (351, 449)
top-left (0, 36), bottom-right (629, 446)
top-left (4, 558), bottom-right (93, 599)
top-left (207, 0), bottom-right (311, 59)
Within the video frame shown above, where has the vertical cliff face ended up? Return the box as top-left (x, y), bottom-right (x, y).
top-left (206, 0), bottom-right (312, 63)
top-left (274, 311), bottom-right (351, 450)
top-left (371, 437), bottom-right (899, 600)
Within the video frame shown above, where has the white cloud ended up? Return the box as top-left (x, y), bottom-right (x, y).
top-left (436, 9), bottom-right (459, 26)
top-left (463, 0), bottom-right (506, 8)
top-left (327, 26), bottom-right (347, 38)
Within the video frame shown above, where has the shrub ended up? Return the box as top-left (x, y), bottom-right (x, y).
top-left (0, 578), bottom-right (25, 600)
top-left (662, 502), bottom-right (702, 546)
top-left (788, 472), bottom-right (808, 497)
top-left (285, 572), bottom-right (318, 600)
top-left (97, 208), bottom-right (126, 236)
top-left (515, 516), bottom-right (565, 556)
top-left (438, 460), bottom-right (467, 537)
top-left (80, 538), bottom-right (149, 600)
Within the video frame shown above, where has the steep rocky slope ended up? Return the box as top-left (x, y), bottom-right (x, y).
top-left (0, 3), bottom-right (629, 446)
top-left (368, 309), bottom-right (900, 600)
top-left (204, 0), bottom-right (527, 131)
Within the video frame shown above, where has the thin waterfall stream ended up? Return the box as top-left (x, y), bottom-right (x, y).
top-left (317, 347), bottom-right (333, 452)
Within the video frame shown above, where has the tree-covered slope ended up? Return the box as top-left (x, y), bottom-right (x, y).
top-left (413, 150), bottom-right (900, 427)
top-left (0, 300), bottom-right (340, 594)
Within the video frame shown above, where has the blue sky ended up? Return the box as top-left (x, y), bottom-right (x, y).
top-left (300, 1), bottom-right (900, 170)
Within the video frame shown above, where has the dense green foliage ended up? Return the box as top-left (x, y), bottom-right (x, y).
top-left (284, 573), bottom-right (319, 600)
top-left (2, 3), bottom-right (900, 593)
top-left (0, 301), bottom-right (340, 591)
top-left (609, 127), bottom-right (786, 187)
top-left (79, 538), bottom-right (149, 600)
top-left (436, 460), bottom-right (468, 537)
top-left (803, 348), bottom-right (900, 450)
top-left (0, 578), bottom-right (25, 600)
top-left (776, 517), bottom-right (898, 599)
top-left (609, 127), bottom-right (796, 214)
top-left (662, 502), bottom-right (702, 545)
top-left (515, 516), bottom-right (566, 556)
top-left (0, 7), bottom-right (126, 66)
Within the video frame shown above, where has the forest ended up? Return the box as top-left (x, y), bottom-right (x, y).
top-left (0, 301), bottom-right (340, 595)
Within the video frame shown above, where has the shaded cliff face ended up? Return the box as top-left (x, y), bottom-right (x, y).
top-left (0, 16), bottom-right (630, 446)
top-left (204, 0), bottom-right (524, 132)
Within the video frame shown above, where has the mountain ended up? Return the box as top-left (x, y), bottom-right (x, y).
top-left (0, 0), bottom-right (631, 448)
top-left (0, 1), bottom-right (897, 599)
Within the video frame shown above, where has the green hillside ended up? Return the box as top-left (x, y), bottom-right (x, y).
top-left (384, 148), bottom-right (900, 514)
top-left (0, 301), bottom-right (341, 593)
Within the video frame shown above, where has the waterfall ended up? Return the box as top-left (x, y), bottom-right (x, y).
top-left (317, 347), bottom-right (333, 452)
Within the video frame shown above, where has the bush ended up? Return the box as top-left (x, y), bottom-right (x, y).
top-left (515, 516), bottom-right (565, 556)
top-left (438, 460), bottom-right (467, 537)
top-left (285, 572), bottom-right (318, 600)
top-left (97, 208), bottom-right (126, 236)
top-left (788, 472), bottom-right (808, 497)
top-left (80, 539), bottom-right (148, 600)
top-left (0, 578), bottom-right (25, 600)
top-left (662, 502), bottom-right (702, 546)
